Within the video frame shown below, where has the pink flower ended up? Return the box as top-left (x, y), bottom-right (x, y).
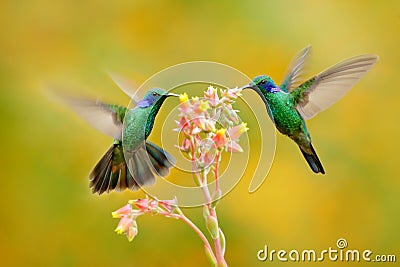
top-left (131, 198), bottom-right (157, 212)
top-left (176, 138), bottom-right (191, 152)
top-left (197, 138), bottom-right (217, 168)
top-left (227, 122), bottom-right (248, 141)
top-left (176, 116), bottom-right (190, 131)
top-left (114, 215), bottom-right (138, 242)
top-left (159, 197), bottom-right (178, 213)
top-left (115, 215), bottom-right (133, 234)
top-left (213, 128), bottom-right (227, 148)
top-left (204, 86), bottom-right (220, 107)
top-left (112, 203), bottom-right (141, 241)
top-left (222, 105), bottom-right (239, 124)
top-left (204, 119), bottom-right (216, 132)
top-left (179, 93), bottom-right (191, 113)
top-left (193, 116), bottom-right (206, 130)
top-left (112, 204), bottom-right (133, 219)
top-left (226, 140), bottom-right (243, 153)
top-left (221, 87), bottom-right (242, 99)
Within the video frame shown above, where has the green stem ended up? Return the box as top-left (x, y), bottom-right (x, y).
top-left (201, 165), bottom-right (227, 266)
top-left (175, 208), bottom-right (217, 264)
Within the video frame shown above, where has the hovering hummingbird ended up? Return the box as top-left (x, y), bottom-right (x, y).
top-left (60, 87), bottom-right (178, 194)
top-left (241, 46), bottom-right (378, 174)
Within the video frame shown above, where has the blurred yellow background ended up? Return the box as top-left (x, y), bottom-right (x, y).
top-left (1, 1), bottom-right (399, 266)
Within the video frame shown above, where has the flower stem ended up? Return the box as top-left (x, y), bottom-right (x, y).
top-left (175, 208), bottom-right (217, 264)
top-left (214, 150), bottom-right (221, 193)
top-left (200, 163), bottom-right (227, 266)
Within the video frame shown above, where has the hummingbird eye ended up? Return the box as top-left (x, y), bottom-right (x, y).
top-left (152, 92), bottom-right (159, 97)
top-left (259, 79), bottom-right (267, 85)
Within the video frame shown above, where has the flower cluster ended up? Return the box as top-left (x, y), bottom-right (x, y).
top-left (112, 197), bottom-right (178, 242)
top-left (112, 85), bottom-right (248, 266)
top-left (176, 86), bottom-right (248, 171)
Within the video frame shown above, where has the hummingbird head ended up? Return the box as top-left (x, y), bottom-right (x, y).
top-left (240, 75), bottom-right (280, 93)
top-left (137, 88), bottom-right (179, 108)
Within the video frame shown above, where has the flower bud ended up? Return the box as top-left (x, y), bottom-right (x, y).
top-left (206, 215), bottom-right (219, 240)
top-left (202, 205), bottom-right (210, 220)
top-left (126, 224), bottom-right (138, 242)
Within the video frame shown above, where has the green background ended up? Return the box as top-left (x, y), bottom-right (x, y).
top-left (1, 1), bottom-right (399, 266)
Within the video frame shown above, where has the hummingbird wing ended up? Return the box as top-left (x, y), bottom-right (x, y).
top-left (280, 45), bottom-right (312, 93)
top-left (108, 71), bottom-right (141, 104)
top-left (292, 54), bottom-right (378, 120)
top-left (59, 94), bottom-right (127, 140)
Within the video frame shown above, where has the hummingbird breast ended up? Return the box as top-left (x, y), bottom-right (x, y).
top-left (122, 107), bottom-right (151, 152)
top-left (266, 92), bottom-right (308, 139)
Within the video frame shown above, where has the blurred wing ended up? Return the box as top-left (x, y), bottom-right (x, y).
top-left (295, 54), bottom-right (378, 120)
top-left (59, 93), bottom-right (126, 140)
top-left (280, 45), bottom-right (312, 92)
top-left (108, 71), bottom-right (140, 104)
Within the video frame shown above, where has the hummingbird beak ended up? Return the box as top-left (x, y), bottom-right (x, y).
top-left (239, 82), bottom-right (257, 90)
top-left (167, 93), bottom-right (180, 97)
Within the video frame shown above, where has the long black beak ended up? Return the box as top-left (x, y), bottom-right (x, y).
top-left (239, 83), bottom-right (257, 90)
top-left (167, 93), bottom-right (180, 97)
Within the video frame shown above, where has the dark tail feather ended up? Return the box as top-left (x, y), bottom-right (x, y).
top-left (299, 144), bottom-right (325, 174)
top-left (145, 141), bottom-right (176, 175)
top-left (125, 142), bottom-right (175, 187)
top-left (89, 141), bottom-right (176, 194)
top-left (89, 142), bottom-right (137, 194)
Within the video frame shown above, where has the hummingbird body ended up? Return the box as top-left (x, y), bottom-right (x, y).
top-left (264, 90), bottom-right (311, 153)
top-left (60, 87), bottom-right (178, 194)
top-left (243, 46), bottom-right (378, 174)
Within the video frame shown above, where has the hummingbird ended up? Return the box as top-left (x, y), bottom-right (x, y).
top-left (241, 46), bottom-right (378, 174)
top-left (60, 87), bottom-right (178, 194)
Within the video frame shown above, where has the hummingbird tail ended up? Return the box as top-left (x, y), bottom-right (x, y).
top-left (89, 142), bottom-right (137, 194)
top-left (299, 144), bottom-right (325, 174)
top-left (89, 142), bottom-right (176, 195)
top-left (125, 142), bottom-right (175, 188)
top-left (145, 141), bottom-right (176, 175)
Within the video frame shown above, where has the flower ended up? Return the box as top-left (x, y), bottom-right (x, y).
top-left (115, 215), bottom-right (133, 234)
top-left (126, 224), bottom-right (138, 242)
top-left (112, 204), bottom-right (133, 218)
top-left (221, 87), bottom-right (242, 99)
top-left (129, 198), bottom-right (158, 212)
top-left (179, 92), bottom-right (189, 103)
top-left (198, 138), bottom-right (217, 168)
top-left (193, 116), bottom-right (206, 130)
top-left (198, 100), bottom-right (210, 113)
top-left (204, 86), bottom-right (220, 107)
top-left (159, 197), bottom-right (178, 213)
top-left (176, 116), bottom-right (190, 131)
top-left (226, 140), bottom-right (243, 153)
top-left (114, 216), bottom-right (138, 242)
top-left (213, 128), bottom-right (227, 148)
top-left (113, 196), bottom-right (180, 241)
top-left (193, 97), bottom-right (210, 114)
top-left (112, 204), bottom-right (140, 242)
top-left (179, 93), bottom-right (191, 113)
top-left (176, 137), bottom-right (191, 152)
top-left (227, 122), bottom-right (248, 141)
top-left (175, 85), bottom-right (248, 174)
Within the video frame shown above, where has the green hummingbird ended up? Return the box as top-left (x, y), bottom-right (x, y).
top-left (60, 88), bottom-right (178, 194)
top-left (241, 46), bottom-right (378, 174)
